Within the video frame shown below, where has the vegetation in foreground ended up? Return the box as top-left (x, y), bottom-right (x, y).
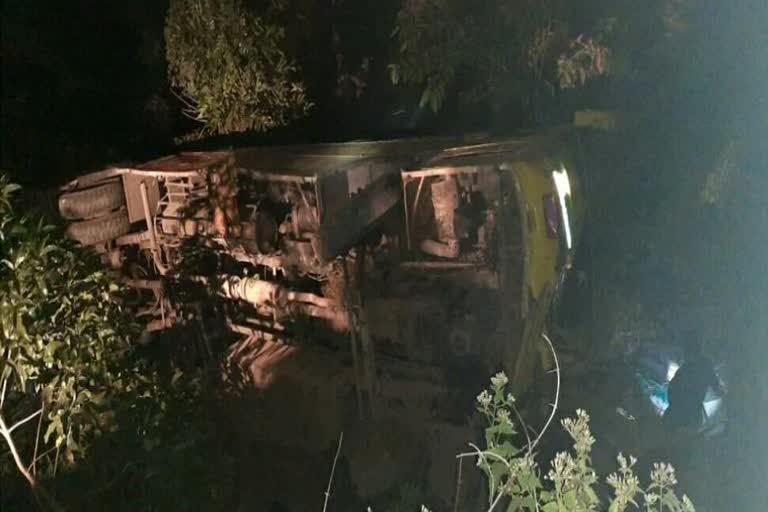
top-left (0, 175), bottom-right (224, 510)
top-left (0, 173), bottom-right (140, 508)
top-left (469, 372), bottom-right (694, 512)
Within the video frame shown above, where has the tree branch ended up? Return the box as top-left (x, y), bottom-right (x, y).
top-left (0, 411), bottom-right (64, 511)
top-left (456, 442), bottom-right (513, 468)
top-left (456, 442), bottom-right (509, 510)
top-left (529, 332), bottom-right (560, 453)
top-left (511, 402), bottom-right (533, 452)
top-left (0, 412), bottom-right (36, 490)
top-left (322, 432), bottom-right (344, 512)
top-left (0, 377), bottom-right (7, 409)
top-left (9, 408), bottom-right (43, 434)
top-left (453, 455), bottom-right (464, 512)
top-left (32, 400), bottom-right (45, 476)
top-left (488, 487), bottom-right (505, 512)
top-left (29, 446), bottom-right (57, 473)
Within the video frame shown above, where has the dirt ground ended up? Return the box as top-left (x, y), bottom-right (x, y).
top-left (217, 335), bottom-right (492, 511)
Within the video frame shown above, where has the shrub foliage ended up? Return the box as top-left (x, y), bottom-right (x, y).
top-left (389, 0), bottom-right (611, 114)
top-left (471, 372), bottom-right (695, 511)
top-left (165, 0), bottom-right (311, 134)
top-left (0, 175), bottom-right (141, 503)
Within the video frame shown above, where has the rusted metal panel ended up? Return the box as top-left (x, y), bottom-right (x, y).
top-left (317, 178), bottom-right (400, 261)
top-left (317, 169), bottom-right (349, 223)
top-left (123, 173), bottom-right (159, 223)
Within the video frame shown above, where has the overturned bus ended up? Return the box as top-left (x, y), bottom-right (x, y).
top-left (57, 129), bottom-right (584, 393)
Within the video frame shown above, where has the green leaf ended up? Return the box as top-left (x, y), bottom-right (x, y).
top-left (661, 492), bottom-right (681, 509)
top-left (563, 490), bottom-right (577, 509)
top-left (487, 422), bottom-right (517, 439)
top-left (522, 495), bottom-right (538, 511)
top-left (15, 313), bottom-right (28, 339)
top-left (44, 340), bottom-right (62, 362)
top-left (585, 486), bottom-right (599, 505)
top-left (2, 183), bottom-right (21, 195)
top-left (67, 432), bottom-right (80, 453)
top-left (1, 308), bottom-right (12, 339)
top-left (519, 470), bottom-right (542, 491)
top-left (494, 440), bottom-right (519, 460)
top-left (44, 415), bottom-right (61, 443)
top-left (171, 369), bottom-right (184, 386)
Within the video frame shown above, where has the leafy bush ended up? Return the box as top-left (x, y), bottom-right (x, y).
top-left (389, 0), bottom-right (611, 114)
top-left (469, 372), bottom-right (695, 511)
top-left (165, 0), bottom-right (311, 134)
top-left (0, 175), bottom-right (144, 506)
